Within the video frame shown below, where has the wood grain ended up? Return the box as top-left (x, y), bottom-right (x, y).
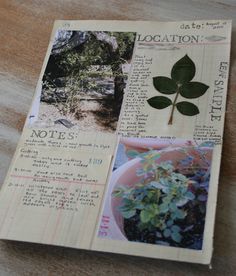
top-left (0, 0), bottom-right (236, 275)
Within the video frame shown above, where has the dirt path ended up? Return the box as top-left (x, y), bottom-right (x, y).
top-left (35, 100), bottom-right (117, 133)
top-left (77, 99), bottom-right (106, 131)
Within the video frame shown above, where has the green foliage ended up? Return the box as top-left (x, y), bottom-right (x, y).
top-left (176, 101), bottom-right (200, 116)
top-left (179, 82), bottom-right (209, 99)
top-left (47, 31), bottom-right (136, 80)
top-left (171, 55), bottom-right (196, 84)
top-left (42, 31), bottom-right (136, 118)
top-left (147, 55), bottom-right (209, 124)
top-left (153, 77), bottom-right (177, 94)
top-left (111, 32), bottom-right (136, 61)
top-left (147, 96), bottom-right (172, 109)
top-left (113, 150), bottom-right (197, 244)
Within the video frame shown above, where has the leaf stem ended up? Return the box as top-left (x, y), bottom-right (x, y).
top-left (168, 85), bottom-right (180, 125)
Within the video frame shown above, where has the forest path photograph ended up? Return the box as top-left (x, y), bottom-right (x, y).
top-left (38, 93), bottom-right (117, 132)
top-left (35, 30), bottom-right (136, 132)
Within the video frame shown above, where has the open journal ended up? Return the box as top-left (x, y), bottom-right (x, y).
top-left (0, 20), bottom-right (232, 264)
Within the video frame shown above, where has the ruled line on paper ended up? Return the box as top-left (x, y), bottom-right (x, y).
top-left (9, 175), bottom-right (105, 186)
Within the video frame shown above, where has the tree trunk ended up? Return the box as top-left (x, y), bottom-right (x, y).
top-left (111, 61), bottom-right (126, 115)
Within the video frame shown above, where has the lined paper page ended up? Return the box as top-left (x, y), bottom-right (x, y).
top-left (0, 129), bottom-right (116, 248)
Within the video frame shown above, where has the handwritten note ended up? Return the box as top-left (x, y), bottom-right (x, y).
top-left (21, 128), bottom-right (117, 154)
top-left (0, 146), bottom-right (112, 249)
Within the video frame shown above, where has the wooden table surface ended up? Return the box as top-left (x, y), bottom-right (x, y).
top-left (0, 1), bottom-right (236, 275)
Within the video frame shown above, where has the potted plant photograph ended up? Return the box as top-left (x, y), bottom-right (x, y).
top-left (99, 138), bottom-right (213, 250)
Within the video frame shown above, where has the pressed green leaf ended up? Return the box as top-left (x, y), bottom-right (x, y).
top-left (171, 55), bottom-right (196, 84)
top-left (176, 101), bottom-right (199, 116)
top-left (147, 96), bottom-right (172, 109)
top-left (153, 76), bottom-right (177, 94)
top-left (180, 82), bottom-right (209, 99)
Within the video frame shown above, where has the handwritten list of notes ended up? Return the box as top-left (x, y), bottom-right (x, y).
top-left (118, 54), bottom-right (152, 137)
top-left (21, 128), bottom-right (117, 153)
top-left (0, 145), bottom-right (112, 248)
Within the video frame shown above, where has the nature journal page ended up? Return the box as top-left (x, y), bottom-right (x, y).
top-left (0, 20), bottom-right (231, 264)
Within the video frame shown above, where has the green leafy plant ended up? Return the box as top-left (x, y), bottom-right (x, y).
top-left (112, 148), bottom-right (211, 248)
top-left (113, 150), bottom-right (197, 245)
top-left (147, 55), bottom-right (209, 125)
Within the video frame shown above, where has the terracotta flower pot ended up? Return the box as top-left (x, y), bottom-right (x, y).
top-left (120, 137), bottom-right (195, 158)
top-left (109, 146), bottom-right (213, 241)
